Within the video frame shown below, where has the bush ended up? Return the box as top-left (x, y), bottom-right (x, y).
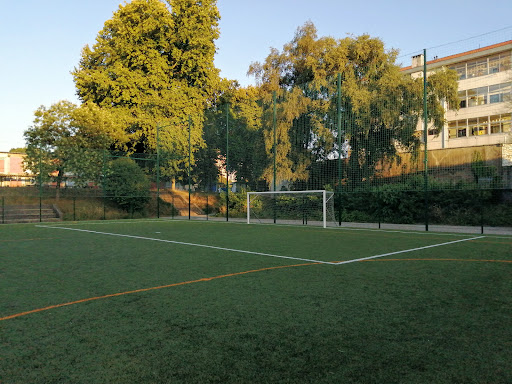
top-left (103, 158), bottom-right (150, 212)
top-left (218, 189), bottom-right (247, 217)
top-left (337, 178), bottom-right (512, 226)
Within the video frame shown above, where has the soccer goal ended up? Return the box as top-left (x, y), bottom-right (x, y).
top-left (247, 190), bottom-right (337, 228)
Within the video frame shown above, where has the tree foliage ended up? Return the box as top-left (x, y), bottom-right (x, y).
top-left (199, 82), bottom-right (267, 190)
top-left (23, 101), bottom-right (124, 189)
top-left (249, 22), bottom-right (459, 189)
top-left (9, 148), bottom-right (26, 154)
top-left (72, 0), bottom-right (220, 180)
top-left (104, 157), bottom-right (151, 211)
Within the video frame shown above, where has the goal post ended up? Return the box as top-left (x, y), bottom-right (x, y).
top-left (247, 190), bottom-right (337, 228)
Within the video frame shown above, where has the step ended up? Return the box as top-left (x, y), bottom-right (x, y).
top-left (1, 204), bottom-right (62, 224)
top-left (1, 217), bottom-right (62, 224)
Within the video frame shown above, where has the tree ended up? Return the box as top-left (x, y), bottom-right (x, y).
top-left (170, 0), bottom-right (220, 95)
top-left (72, 0), bottom-right (221, 182)
top-left (23, 101), bottom-right (124, 194)
top-left (104, 157), bottom-right (151, 212)
top-left (198, 82), bottom-right (267, 190)
top-left (249, 22), bottom-right (459, 189)
top-left (9, 148), bottom-right (26, 154)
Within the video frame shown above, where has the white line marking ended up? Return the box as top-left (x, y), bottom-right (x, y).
top-left (333, 236), bottom-right (486, 265)
top-left (36, 225), bottom-right (336, 265)
top-left (36, 225), bottom-right (486, 266)
top-left (36, 219), bottom-right (512, 239)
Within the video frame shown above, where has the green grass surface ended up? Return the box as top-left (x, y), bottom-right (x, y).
top-left (1, 220), bottom-right (511, 383)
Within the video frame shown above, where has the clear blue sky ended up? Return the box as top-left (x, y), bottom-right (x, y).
top-left (1, 0), bottom-right (511, 151)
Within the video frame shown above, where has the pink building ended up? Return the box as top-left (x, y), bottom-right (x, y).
top-left (0, 152), bottom-right (32, 186)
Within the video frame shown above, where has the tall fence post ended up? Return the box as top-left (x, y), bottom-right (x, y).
top-left (102, 149), bottom-right (107, 220)
top-left (188, 116), bottom-right (192, 220)
top-left (272, 91), bottom-right (277, 224)
top-left (423, 48), bottom-right (429, 232)
top-left (156, 124), bottom-right (160, 219)
top-left (337, 73), bottom-right (343, 227)
top-left (225, 103), bottom-right (229, 222)
top-left (39, 149), bottom-right (42, 223)
top-left (480, 188), bottom-right (485, 234)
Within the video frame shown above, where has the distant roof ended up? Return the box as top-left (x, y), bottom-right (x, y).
top-left (401, 40), bottom-right (512, 71)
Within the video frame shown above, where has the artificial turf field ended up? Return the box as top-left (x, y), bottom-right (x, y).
top-left (1, 220), bottom-right (511, 383)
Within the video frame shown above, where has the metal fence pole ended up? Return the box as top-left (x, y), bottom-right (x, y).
top-left (480, 188), bottom-right (484, 234)
top-left (157, 124), bottom-right (160, 219)
top-left (102, 150), bottom-right (106, 220)
top-left (423, 48), bottom-right (429, 232)
top-left (39, 149), bottom-right (42, 223)
top-left (225, 103), bottom-right (229, 222)
top-left (188, 116), bottom-right (192, 220)
top-left (337, 73), bottom-right (343, 226)
top-left (272, 91), bottom-right (277, 224)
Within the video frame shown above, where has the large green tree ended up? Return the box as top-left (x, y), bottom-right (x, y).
top-left (72, 0), bottom-right (220, 180)
top-left (249, 22), bottom-right (459, 189)
top-left (23, 101), bottom-right (124, 192)
top-left (198, 82), bottom-right (267, 190)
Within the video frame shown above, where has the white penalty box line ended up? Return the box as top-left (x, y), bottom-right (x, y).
top-left (332, 236), bottom-right (486, 265)
top-left (36, 225), bottom-right (336, 265)
top-left (36, 225), bottom-right (485, 266)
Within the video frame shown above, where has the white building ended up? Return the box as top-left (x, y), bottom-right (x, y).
top-left (402, 40), bottom-right (512, 150)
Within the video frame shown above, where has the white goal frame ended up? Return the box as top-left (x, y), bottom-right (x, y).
top-left (247, 190), bottom-right (334, 228)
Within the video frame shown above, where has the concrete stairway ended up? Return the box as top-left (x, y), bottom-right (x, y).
top-left (1, 204), bottom-right (62, 224)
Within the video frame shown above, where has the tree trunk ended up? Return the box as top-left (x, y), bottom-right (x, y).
top-left (55, 169), bottom-right (64, 201)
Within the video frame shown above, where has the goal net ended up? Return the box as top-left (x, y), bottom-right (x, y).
top-left (247, 190), bottom-right (337, 228)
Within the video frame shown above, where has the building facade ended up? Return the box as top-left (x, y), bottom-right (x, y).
top-left (402, 41), bottom-right (512, 151)
top-left (0, 152), bottom-right (33, 186)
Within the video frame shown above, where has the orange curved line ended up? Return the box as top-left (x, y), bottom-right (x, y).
top-left (0, 237), bottom-right (60, 243)
top-left (2, 258), bottom-right (510, 322)
top-left (362, 258), bottom-right (512, 263)
top-left (0, 262), bottom-right (318, 322)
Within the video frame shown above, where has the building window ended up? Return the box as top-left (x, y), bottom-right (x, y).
top-left (452, 119), bottom-right (468, 138)
top-left (471, 116), bottom-right (488, 136)
top-left (450, 52), bottom-right (511, 81)
top-left (489, 55), bottom-right (500, 73)
top-left (451, 82), bottom-right (510, 111)
top-left (452, 63), bottom-right (467, 80)
top-left (489, 82), bottom-right (511, 104)
top-left (488, 53), bottom-right (511, 74)
top-left (448, 114), bottom-right (511, 138)
top-left (458, 90), bottom-right (467, 108)
top-left (490, 114), bottom-right (512, 134)
top-left (467, 87), bottom-right (487, 107)
top-left (448, 120), bottom-right (468, 139)
top-left (467, 59), bottom-right (488, 78)
top-left (448, 121), bottom-right (457, 139)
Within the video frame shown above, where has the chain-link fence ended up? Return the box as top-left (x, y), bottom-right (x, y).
top-left (2, 29), bottom-right (511, 230)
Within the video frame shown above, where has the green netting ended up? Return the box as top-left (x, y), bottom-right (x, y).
top-left (2, 29), bottom-right (511, 228)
